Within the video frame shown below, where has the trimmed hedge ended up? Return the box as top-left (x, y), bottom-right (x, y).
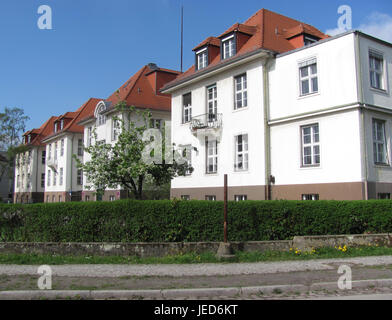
top-left (1, 200), bottom-right (392, 242)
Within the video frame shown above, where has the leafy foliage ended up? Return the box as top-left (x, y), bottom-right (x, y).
top-left (1, 200), bottom-right (392, 242)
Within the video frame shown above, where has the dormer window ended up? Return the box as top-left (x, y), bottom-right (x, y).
top-left (60, 119), bottom-right (64, 130)
top-left (27, 135), bottom-right (31, 143)
top-left (54, 123), bottom-right (58, 133)
top-left (196, 48), bottom-right (208, 70)
top-left (304, 36), bottom-right (318, 46)
top-left (222, 35), bottom-right (236, 60)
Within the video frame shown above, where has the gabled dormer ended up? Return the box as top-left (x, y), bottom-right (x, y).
top-left (282, 24), bottom-right (322, 49)
top-left (193, 37), bottom-right (221, 71)
top-left (218, 23), bottom-right (257, 61)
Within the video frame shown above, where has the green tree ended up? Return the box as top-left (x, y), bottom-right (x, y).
top-left (0, 107), bottom-right (30, 182)
top-left (75, 101), bottom-right (193, 200)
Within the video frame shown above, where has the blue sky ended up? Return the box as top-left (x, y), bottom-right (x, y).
top-left (1, 0), bottom-right (391, 130)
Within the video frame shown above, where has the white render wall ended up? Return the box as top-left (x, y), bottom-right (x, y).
top-left (44, 133), bottom-right (83, 194)
top-left (171, 59), bottom-right (267, 189)
top-left (269, 33), bottom-right (359, 121)
top-left (270, 110), bottom-right (363, 186)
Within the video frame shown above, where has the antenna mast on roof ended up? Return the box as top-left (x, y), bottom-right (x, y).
top-left (180, 5), bottom-right (184, 73)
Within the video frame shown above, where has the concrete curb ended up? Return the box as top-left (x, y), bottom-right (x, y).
top-left (1, 278), bottom-right (392, 299)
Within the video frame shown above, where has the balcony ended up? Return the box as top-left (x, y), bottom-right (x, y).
top-left (47, 157), bottom-right (58, 172)
top-left (190, 113), bottom-right (222, 133)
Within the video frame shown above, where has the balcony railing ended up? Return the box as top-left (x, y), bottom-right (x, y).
top-left (190, 113), bottom-right (222, 132)
top-left (47, 158), bottom-right (58, 172)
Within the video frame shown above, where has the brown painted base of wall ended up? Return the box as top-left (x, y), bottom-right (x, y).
top-left (171, 185), bottom-right (266, 201)
top-left (14, 192), bottom-right (44, 204)
top-left (82, 190), bottom-right (128, 202)
top-left (171, 181), bottom-right (390, 201)
top-left (44, 191), bottom-right (82, 203)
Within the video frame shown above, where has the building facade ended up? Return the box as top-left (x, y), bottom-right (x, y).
top-left (162, 9), bottom-right (392, 201)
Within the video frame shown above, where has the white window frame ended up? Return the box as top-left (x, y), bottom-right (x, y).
top-left (112, 118), bottom-right (120, 141)
top-left (182, 93), bottom-right (192, 124)
top-left (299, 58), bottom-right (318, 96)
top-left (77, 139), bottom-right (83, 156)
top-left (47, 170), bottom-right (51, 186)
top-left (196, 48), bottom-right (208, 70)
top-left (60, 139), bottom-right (64, 156)
top-left (54, 142), bottom-right (58, 160)
top-left (302, 194), bottom-right (319, 201)
top-left (53, 170), bottom-right (56, 186)
top-left (48, 144), bottom-right (52, 160)
top-left (373, 119), bottom-right (388, 165)
top-left (59, 167), bottom-right (63, 186)
top-left (41, 173), bottom-right (45, 188)
top-left (234, 74), bottom-right (247, 110)
top-left (205, 195), bottom-right (216, 201)
top-left (234, 134), bottom-right (249, 171)
top-left (301, 124), bottom-right (320, 167)
top-left (222, 35), bottom-right (235, 60)
top-left (77, 169), bottom-right (83, 185)
top-left (96, 104), bottom-right (106, 126)
top-left (369, 51), bottom-right (385, 91)
top-left (235, 195), bottom-right (247, 201)
top-left (87, 126), bottom-right (92, 147)
top-left (207, 84), bottom-right (217, 120)
top-left (206, 139), bottom-right (218, 174)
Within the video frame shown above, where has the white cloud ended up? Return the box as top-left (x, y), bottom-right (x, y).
top-left (325, 12), bottom-right (392, 43)
top-left (358, 12), bottom-right (392, 43)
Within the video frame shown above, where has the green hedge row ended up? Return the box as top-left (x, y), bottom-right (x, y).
top-left (1, 200), bottom-right (392, 242)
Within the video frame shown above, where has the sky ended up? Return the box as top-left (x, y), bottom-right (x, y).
top-left (1, 0), bottom-right (392, 131)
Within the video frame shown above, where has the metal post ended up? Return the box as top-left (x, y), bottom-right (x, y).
top-left (224, 174), bottom-right (228, 243)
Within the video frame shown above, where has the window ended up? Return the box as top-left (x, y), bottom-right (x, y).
top-left (17, 175), bottom-right (20, 188)
top-left (235, 134), bottom-right (249, 171)
top-left (77, 169), bottom-right (83, 185)
top-left (77, 139), bottom-right (83, 156)
top-left (150, 119), bottom-right (162, 130)
top-left (181, 145), bottom-right (192, 176)
top-left (54, 142), bottom-right (58, 160)
top-left (112, 118), bottom-right (120, 141)
top-left (181, 195), bottom-right (190, 200)
top-left (304, 36), bottom-right (317, 46)
top-left (52, 195), bottom-right (55, 203)
top-left (41, 173), bottom-right (45, 188)
top-left (196, 48), bottom-right (208, 70)
top-left (47, 170), bottom-right (51, 186)
top-left (234, 74), bottom-right (247, 110)
top-left (205, 195), bottom-right (216, 201)
top-left (373, 119), bottom-right (388, 164)
top-left (59, 195), bottom-right (62, 202)
top-left (302, 194), bottom-right (319, 201)
top-left (207, 85), bottom-right (217, 121)
top-left (369, 51), bottom-right (384, 90)
top-left (21, 174), bottom-right (24, 188)
top-left (97, 104), bottom-right (106, 126)
top-left (61, 139), bottom-right (64, 156)
top-left (301, 124), bottom-right (320, 166)
top-left (60, 119), bottom-right (64, 130)
top-left (109, 195), bottom-right (116, 201)
top-left (42, 151), bottom-right (46, 165)
top-left (54, 122), bottom-right (58, 133)
top-left (53, 170), bottom-right (56, 186)
top-left (182, 93), bottom-right (192, 123)
top-left (222, 35), bottom-right (235, 59)
top-left (46, 195), bottom-right (49, 203)
top-left (85, 195), bottom-right (90, 202)
top-left (28, 151), bottom-right (32, 163)
top-left (27, 135), bottom-right (31, 143)
top-left (235, 195), bottom-right (247, 201)
top-left (378, 193), bottom-right (390, 200)
top-left (59, 168), bottom-right (63, 186)
top-left (299, 58), bottom-right (318, 96)
top-left (27, 174), bottom-right (31, 188)
top-left (48, 144), bottom-right (52, 160)
top-left (206, 139), bottom-right (218, 174)
top-left (87, 127), bottom-right (92, 147)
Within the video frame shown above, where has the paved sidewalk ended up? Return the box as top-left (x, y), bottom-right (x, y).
top-left (0, 256), bottom-right (392, 299)
top-left (1, 255), bottom-right (392, 277)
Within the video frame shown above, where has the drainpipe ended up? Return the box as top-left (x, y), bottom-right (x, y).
top-left (355, 32), bottom-right (368, 200)
top-left (263, 55), bottom-right (273, 200)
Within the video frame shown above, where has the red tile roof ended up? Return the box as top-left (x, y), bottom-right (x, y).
top-left (42, 98), bottom-right (101, 141)
top-left (193, 37), bottom-right (221, 51)
top-left (23, 116), bottom-right (59, 147)
top-left (104, 64), bottom-right (180, 112)
top-left (162, 8), bottom-right (329, 91)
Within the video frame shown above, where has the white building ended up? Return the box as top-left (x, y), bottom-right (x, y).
top-left (14, 117), bottom-right (57, 203)
top-left (162, 8), bottom-right (392, 201)
top-left (41, 98), bottom-right (101, 202)
top-left (79, 63), bottom-right (179, 201)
